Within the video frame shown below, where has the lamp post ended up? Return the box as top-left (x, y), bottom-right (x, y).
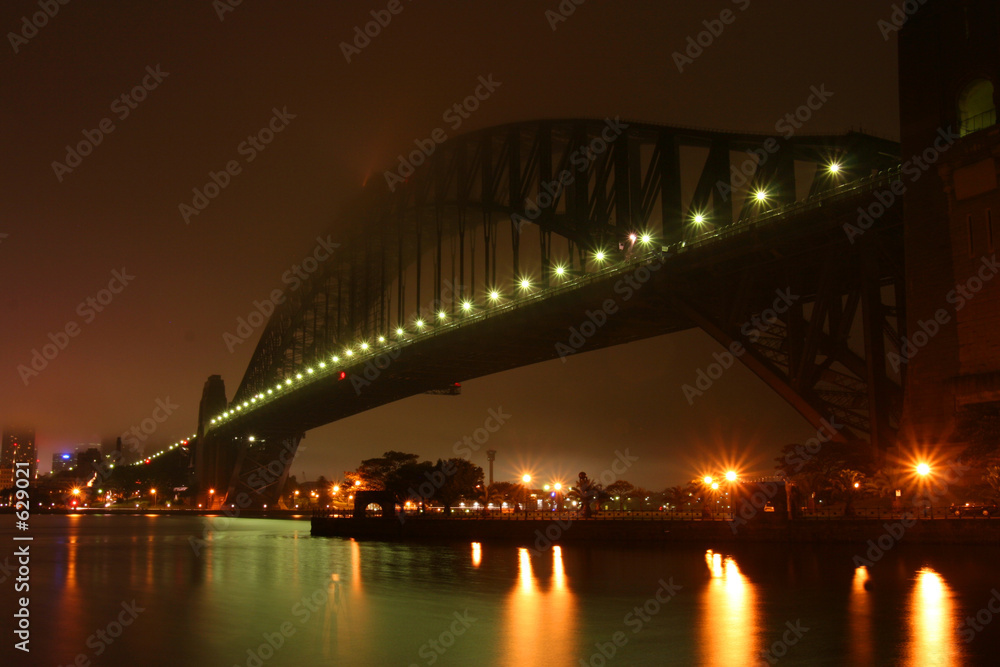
top-left (521, 474), bottom-right (531, 515)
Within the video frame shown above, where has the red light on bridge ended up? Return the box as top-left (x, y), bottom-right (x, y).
top-left (338, 371), bottom-right (346, 380)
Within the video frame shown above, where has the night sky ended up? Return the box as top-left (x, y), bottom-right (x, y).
top-left (1, 1), bottom-right (901, 488)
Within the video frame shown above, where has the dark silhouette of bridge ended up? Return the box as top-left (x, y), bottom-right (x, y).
top-left (192, 120), bottom-right (904, 508)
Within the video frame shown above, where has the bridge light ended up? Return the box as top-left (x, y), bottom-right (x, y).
top-left (360, 342), bottom-right (369, 350)
top-left (236, 405), bottom-right (243, 411)
top-left (248, 436), bottom-right (255, 442)
top-left (461, 301), bottom-right (473, 312)
top-left (827, 162), bottom-right (842, 174)
top-left (554, 265), bottom-right (566, 277)
top-left (640, 234), bottom-right (652, 244)
top-left (378, 336), bottom-right (385, 343)
top-left (332, 355), bottom-right (340, 362)
top-left (319, 362), bottom-right (326, 368)
top-left (211, 418), bottom-right (216, 423)
top-left (415, 319), bottom-right (425, 328)
top-left (693, 213), bottom-right (706, 224)
top-left (243, 402), bottom-right (249, 407)
top-left (488, 290), bottom-right (501, 302)
top-left (754, 189), bottom-right (768, 203)
top-left (519, 278), bottom-right (532, 291)
top-left (593, 250), bottom-right (606, 262)
top-left (306, 368), bottom-right (314, 374)
top-left (295, 374), bottom-right (303, 380)
top-left (267, 389), bottom-right (273, 394)
top-left (285, 379), bottom-right (292, 385)
top-left (396, 327), bottom-right (405, 336)
top-left (251, 397), bottom-right (256, 403)
top-left (345, 349), bottom-right (354, 357)
top-left (628, 233), bottom-right (637, 242)
top-left (338, 371), bottom-right (346, 380)
top-left (438, 311), bottom-right (447, 320)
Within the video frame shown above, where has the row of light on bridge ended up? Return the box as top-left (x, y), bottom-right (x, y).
top-left (208, 232), bottom-right (663, 429)
top-left (207, 160), bottom-right (847, 429)
top-left (126, 436), bottom-right (197, 467)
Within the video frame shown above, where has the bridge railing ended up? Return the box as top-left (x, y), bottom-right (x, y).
top-left (666, 165), bottom-right (903, 254)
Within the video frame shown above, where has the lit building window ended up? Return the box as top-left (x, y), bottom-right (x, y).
top-left (959, 79), bottom-right (996, 137)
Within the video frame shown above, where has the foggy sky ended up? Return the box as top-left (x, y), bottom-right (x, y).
top-left (1, 0), bottom-right (901, 487)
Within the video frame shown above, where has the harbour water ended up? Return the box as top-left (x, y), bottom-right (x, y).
top-left (4, 514), bottom-right (1000, 666)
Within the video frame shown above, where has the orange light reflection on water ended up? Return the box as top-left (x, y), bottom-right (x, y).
top-left (905, 567), bottom-right (962, 666)
top-left (504, 547), bottom-right (576, 661)
top-left (848, 566), bottom-right (874, 666)
top-left (472, 542), bottom-right (482, 568)
top-left (700, 549), bottom-right (760, 665)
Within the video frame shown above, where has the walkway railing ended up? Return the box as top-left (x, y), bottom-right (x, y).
top-left (313, 506), bottom-right (997, 521)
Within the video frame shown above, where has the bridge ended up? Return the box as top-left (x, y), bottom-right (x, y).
top-left (190, 119), bottom-right (904, 508)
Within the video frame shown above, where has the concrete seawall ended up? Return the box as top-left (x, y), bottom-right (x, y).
top-left (311, 515), bottom-right (1000, 546)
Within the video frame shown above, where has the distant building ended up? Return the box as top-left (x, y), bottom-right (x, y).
top-left (74, 447), bottom-right (102, 479)
top-left (51, 452), bottom-right (74, 474)
top-left (0, 428), bottom-right (37, 490)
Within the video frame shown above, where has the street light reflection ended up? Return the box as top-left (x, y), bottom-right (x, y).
top-left (906, 567), bottom-right (962, 666)
top-left (701, 550), bottom-right (759, 664)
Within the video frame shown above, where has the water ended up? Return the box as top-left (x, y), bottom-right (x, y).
top-left (3, 514), bottom-right (999, 666)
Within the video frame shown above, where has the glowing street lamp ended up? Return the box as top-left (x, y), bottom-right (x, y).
top-left (725, 470), bottom-right (737, 482)
top-left (72, 488), bottom-right (81, 496)
top-left (522, 474), bottom-right (532, 484)
top-left (916, 462), bottom-right (931, 477)
top-left (703, 476), bottom-right (714, 485)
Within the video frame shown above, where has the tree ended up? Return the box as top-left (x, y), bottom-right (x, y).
top-left (355, 451), bottom-right (420, 490)
top-left (573, 472), bottom-right (601, 517)
top-left (831, 469), bottom-right (865, 516)
top-left (605, 480), bottom-right (634, 510)
top-left (435, 458), bottom-right (484, 515)
top-left (664, 485), bottom-right (692, 511)
top-left (485, 481), bottom-right (518, 508)
top-left (385, 460), bottom-right (435, 508)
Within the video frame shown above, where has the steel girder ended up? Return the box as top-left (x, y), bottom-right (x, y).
top-left (232, 121), bottom-right (898, 408)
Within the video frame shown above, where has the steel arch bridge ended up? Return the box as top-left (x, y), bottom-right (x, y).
top-left (193, 119), bottom-right (904, 509)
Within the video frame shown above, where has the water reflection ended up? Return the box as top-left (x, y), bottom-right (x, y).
top-left (504, 547), bottom-right (577, 662)
top-left (906, 567), bottom-right (961, 666)
top-left (848, 566), bottom-right (874, 666)
top-left (471, 542), bottom-right (482, 568)
top-left (700, 549), bottom-right (760, 665)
